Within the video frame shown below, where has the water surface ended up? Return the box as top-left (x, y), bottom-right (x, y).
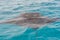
top-left (0, 0), bottom-right (60, 40)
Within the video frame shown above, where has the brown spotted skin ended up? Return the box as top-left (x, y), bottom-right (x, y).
top-left (0, 12), bottom-right (59, 29)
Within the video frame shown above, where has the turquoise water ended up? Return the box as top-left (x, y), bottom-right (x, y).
top-left (0, 0), bottom-right (60, 40)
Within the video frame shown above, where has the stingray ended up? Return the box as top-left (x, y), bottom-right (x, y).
top-left (0, 12), bottom-right (60, 29)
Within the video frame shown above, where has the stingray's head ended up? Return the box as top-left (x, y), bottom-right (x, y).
top-left (20, 12), bottom-right (41, 18)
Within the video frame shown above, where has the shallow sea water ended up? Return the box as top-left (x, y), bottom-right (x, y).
top-left (0, 0), bottom-right (60, 40)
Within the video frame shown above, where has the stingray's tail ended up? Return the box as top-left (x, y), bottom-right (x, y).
top-left (0, 20), bottom-right (16, 24)
top-left (0, 18), bottom-right (26, 24)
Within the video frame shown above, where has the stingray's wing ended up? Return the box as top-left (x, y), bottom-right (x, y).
top-left (16, 23), bottom-right (47, 29)
top-left (17, 13), bottom-right (42, 18)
